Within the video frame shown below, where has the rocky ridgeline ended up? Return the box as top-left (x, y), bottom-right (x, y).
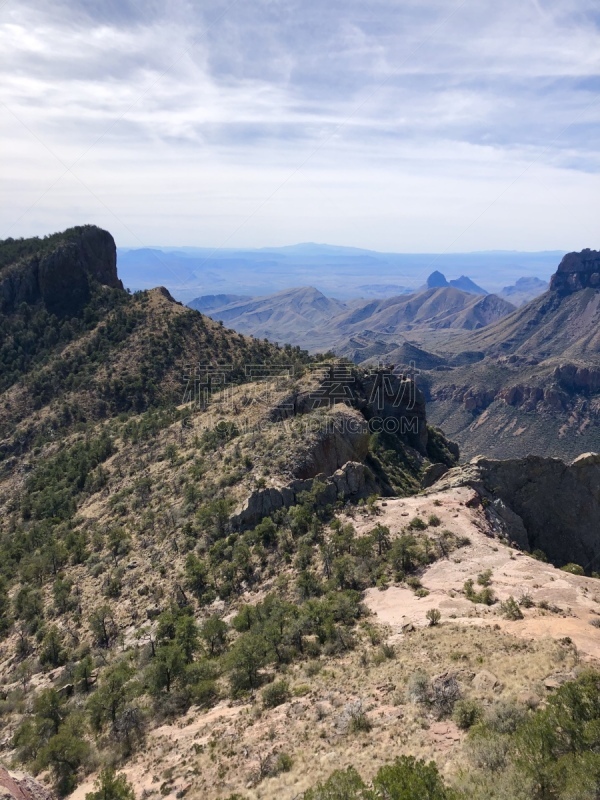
top-left (269, 364), bottom-right (430, 454)
top-left (232, 366), bottom-right (459, 528)
top-left (429, 452), bottom-right (600, 568)
top-left (550, 248), bottom-right (600, 295)
top-left (0, 225), bottom-right (122, 315)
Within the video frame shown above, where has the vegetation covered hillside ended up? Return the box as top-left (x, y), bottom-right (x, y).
top-left (1, 228), bottom-right (598, 800)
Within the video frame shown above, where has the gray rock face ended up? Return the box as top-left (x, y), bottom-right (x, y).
top-left (290, 408), bottom-right (370, 480)
top-left (230, 461), bottom-right (373, 530)
top-left (431, 452), bottom-right (600, 568)
top-left (0, 225), bottom-right (121, 315)
top-left (550, 248), bottom-right (600, 295)
top-left (270, 365), bottom-right (429, 455)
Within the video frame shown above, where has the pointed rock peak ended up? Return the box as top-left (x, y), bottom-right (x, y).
top-left (426, 270), bottom-right (449, 288)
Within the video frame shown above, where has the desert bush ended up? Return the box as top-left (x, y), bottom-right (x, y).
top-left (519, 593), bottom-right (534, 608)
top-left (477, 569), bottom-right (493, 587)
top-left (500, 596), bottom-right (523, 620)
top-left (373, 756), bottom-right (454, 800)
top-left (453, 698), bottom-right (483, 730)
top-left (262, 679), bottom-right (291, 709)
top-left (85, 767), bottom-right (135, 800)
top-left (426, 608), bottom-right (441, 626)
top-left (303, 766), bottom-right (367, 799)
top-left (407, 670), bottom-right (430, 704)
top-left (348, 706), bottom-right (372, 734)
top-left (561, 562), bottom-right (585, 575)
top-left (430, 673), bottom-right (461, 719)
top-left (464, 579), bottom-right (495, 605)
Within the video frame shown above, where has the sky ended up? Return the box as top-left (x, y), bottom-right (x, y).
top-left (1, 0), bottom-right (599, 252)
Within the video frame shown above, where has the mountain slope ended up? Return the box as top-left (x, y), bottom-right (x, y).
top-left (331, 287), bottom-right (514, 336)
top-left (189, 287), bottom-right (348, 350)
top-left (0, 228), bottom-right (308, 459)
top-left (499, 276), bottom-right (548, 306)
top-left (419, 249), bottom-right (600, 459)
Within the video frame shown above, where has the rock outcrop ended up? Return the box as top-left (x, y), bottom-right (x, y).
top-left (0, 766), bottom-right (54, 800)
top-left (286, 407), bottom-right (370, 480)
top-left (230, 461), bottom-right (374, 529)
top-left (0, 225), bottom-right (122, 315)
top-left (430, 452), bottom-right (600, 568)
top-left (550, 248), bottom-right (600, 295)
top-left (270, 364), bottom-right (430, 455)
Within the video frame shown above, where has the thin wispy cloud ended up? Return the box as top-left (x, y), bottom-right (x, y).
top-left (1, 0), bottom-right (599, 250)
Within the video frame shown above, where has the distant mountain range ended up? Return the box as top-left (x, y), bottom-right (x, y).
top-left (424, 271), bottom-right (488, 295)
top-left (188, 249), bottom-right (600, 462)
top-left (118, 243), bottom-right (563, 302)
top-left (498, 276), bottom-right (549, 306)
top-left (189, 283), bottom-right (516, 352)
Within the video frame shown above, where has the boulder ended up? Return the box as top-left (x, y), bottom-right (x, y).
top-left (472, 670), bottom-right (501, 692)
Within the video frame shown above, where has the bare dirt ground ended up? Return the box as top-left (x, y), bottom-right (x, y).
top-left (361, 487), bottom-right (600, 661)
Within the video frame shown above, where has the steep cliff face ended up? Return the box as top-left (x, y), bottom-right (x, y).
top-left (431, 452), bottom-right (600, 569)
top-left (550, 248), bottom-right (600, 295)
top-left (0, 225), bottom-right (122, 315)
top-left (270, 364), bottom-right (431, 455)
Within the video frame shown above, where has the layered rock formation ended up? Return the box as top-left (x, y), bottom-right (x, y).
top-left (0, 225), bottom-right (122, 315)
top-left (231, 460), bottom-right (374, 529)
top-left (270, 364), bottom-right (430, 455)
top-left (430, 452), bottom-right (600, 568)
top-left (231, 366), bottom-right (459, 529)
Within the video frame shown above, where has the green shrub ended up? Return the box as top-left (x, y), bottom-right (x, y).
top-left (477, 569), bottom-right (493, 587)
top-left (373, 756), bottom-right (455, 799)
top-left (408, 517), bottom-right (427, 531)
top-left (500, 596), bottom-right (523, 620)
top-left (85, 767), bottom-right (135, 800)
top-left (426, 608), bottom-right (441, 626)
top-left (303, 766), bottom-right (367, 799)
top-left (561, 562), bottom-right (584, 575)
top-left (453, 698), bottom-right (483, 730)
top-left (262, 680), bottom-right (291, 709)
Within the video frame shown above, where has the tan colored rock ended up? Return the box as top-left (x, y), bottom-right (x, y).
top-left (472, 670), bottom-right (500, 692)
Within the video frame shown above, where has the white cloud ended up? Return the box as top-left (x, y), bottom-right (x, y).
top-left (0, 0), bottom-right (599, 250)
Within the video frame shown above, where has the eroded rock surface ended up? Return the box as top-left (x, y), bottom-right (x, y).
top-left (0, 766), bottom-right (54, 800)
top-left (430, 452), bottom-right (600, 567)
